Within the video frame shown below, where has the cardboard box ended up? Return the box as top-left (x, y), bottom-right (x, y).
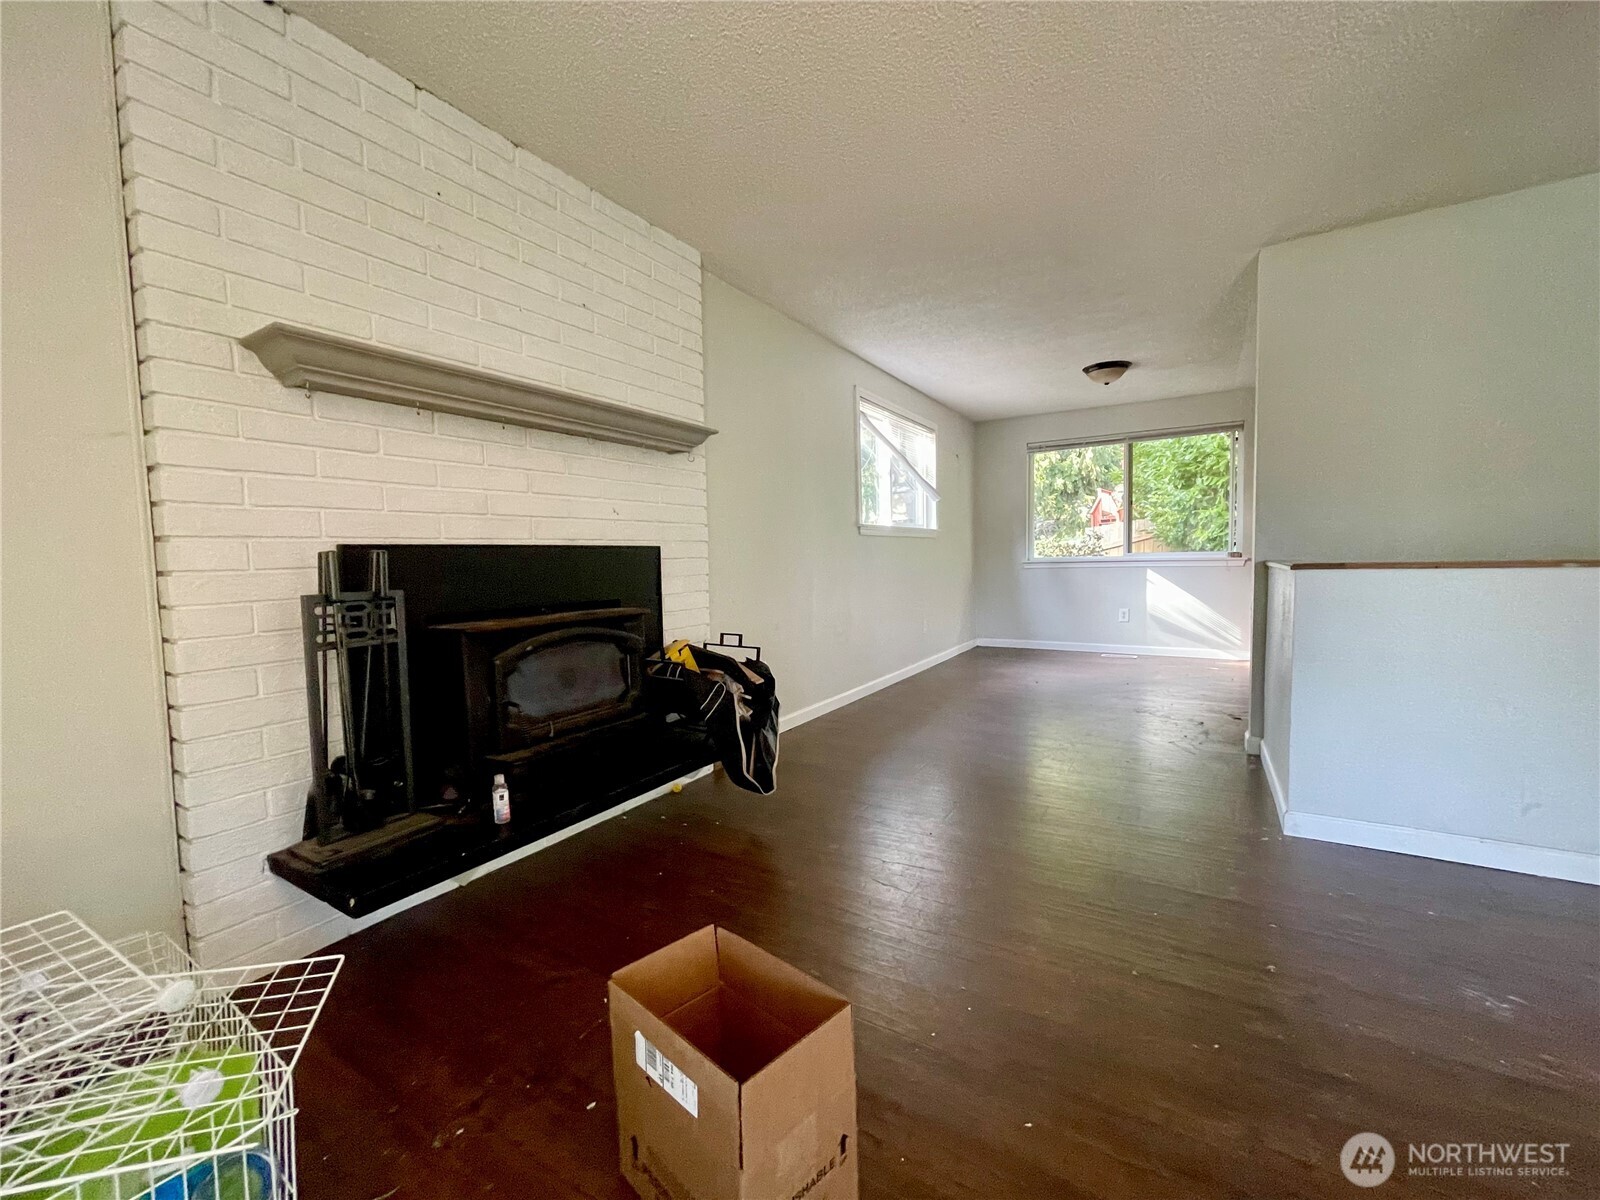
top-left (609, 926), bottom-right (858, 1200)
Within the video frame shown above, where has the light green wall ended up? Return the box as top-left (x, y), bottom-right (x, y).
top-left (1256, 173), bottom-right (1599, 565)
top-left (1250, 172), bottom-right (1600, 730)
top-left (1, 2), bottom-right (183, 940)
top-left (704, 276), bottom-right (975, 720)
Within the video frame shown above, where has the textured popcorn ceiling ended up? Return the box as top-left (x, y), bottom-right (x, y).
top-left (289, 2), bottom-right (1599, 419)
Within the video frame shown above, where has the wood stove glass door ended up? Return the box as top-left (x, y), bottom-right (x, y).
top-left (493, 626), bottom-right (644, 746)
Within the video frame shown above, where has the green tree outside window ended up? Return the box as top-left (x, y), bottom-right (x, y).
top-left (1031, 431), bottom-right (1233, 557)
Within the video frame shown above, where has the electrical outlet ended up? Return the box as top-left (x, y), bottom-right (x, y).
top-left (1117, 607), bottom-right (1131, 623)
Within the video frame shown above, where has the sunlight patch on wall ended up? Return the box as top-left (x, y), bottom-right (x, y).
top-left (1146, 570), bottom-right (1243, 655)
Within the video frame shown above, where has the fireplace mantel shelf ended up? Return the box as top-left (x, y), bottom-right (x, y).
top-left (239, 322), bottom-right (716, 455)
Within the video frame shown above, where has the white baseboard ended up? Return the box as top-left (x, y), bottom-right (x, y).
top-left (779, 640), bottom-right (978, 733)
top-left (1281, 809), bottom-right (1600, 885)
top-left (351, 765), bottom-right (716, 932)
top-left (1261, 742), bottom-right (1593, 883)
top-left (1259, 742), bottom-right (1289, 825)
top-left (974, 637), bottom-right (1247, 662)
top-left (1244, 731), bottom-right (1262, 755)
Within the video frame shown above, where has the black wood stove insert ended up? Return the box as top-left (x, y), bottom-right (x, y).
top-left (269, 544), bottom-right (714, 917)
top-left (435, 605), bottom-right (650, 770)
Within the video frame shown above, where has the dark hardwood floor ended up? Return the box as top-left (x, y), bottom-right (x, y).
top-left (295, 648), bottom-right (1600, 1199)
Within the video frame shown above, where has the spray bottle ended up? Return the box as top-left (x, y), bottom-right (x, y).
top-left (491, 773), bottom-right (511, 825)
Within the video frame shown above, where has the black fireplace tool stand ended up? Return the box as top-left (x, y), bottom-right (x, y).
top-left (281, 550), bottom-right (447, 874)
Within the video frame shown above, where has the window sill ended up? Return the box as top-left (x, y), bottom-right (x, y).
top-left (1023, 554), bottom-right (1246, 567)
top-left (860, 524), bottom-right (938, 538)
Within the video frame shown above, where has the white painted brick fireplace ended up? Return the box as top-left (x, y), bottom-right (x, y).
top-left (110, 0), bottom-right (710, 965)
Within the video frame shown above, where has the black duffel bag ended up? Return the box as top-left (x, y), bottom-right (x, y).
top-left (650, 641), bottom-right (779, 794)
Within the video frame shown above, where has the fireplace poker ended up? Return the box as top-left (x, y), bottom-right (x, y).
top-left (323, 551), bottom-right (361, 796)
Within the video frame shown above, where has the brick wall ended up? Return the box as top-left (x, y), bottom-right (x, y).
top-left (109, 0), bottom-right (708, 965)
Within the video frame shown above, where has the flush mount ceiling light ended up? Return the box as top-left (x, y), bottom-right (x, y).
top-left (1083, 360), bottom-right (1131, 386)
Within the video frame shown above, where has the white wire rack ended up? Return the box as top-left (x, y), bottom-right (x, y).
top-left (0, 912), bottom-right (340, 1200)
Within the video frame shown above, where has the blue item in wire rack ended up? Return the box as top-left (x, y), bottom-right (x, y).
top-left (145, 1151), bottom-right (275, 1200)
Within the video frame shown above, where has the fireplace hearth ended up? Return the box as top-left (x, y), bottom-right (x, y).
top-left (269, 545), bottom-right (715, 916)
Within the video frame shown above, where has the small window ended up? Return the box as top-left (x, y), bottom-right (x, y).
top-left (858, 392), bottom-right (938, 533)
top-left (1029, 427), bottom-right (1240, 560)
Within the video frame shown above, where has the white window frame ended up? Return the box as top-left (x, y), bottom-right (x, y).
top-left (856, 388), bottom-right (939, 537)
top-left (1025, 424), bottom-right (1244, 565)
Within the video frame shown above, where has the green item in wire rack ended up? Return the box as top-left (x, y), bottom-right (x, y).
top-left (0, 1045), bottom-right (263, 1200)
